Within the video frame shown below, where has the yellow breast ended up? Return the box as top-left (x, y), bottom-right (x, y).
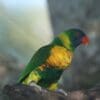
top-left (46, 46), bottom-right (73, 69)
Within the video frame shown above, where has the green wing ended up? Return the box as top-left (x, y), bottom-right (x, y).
top-left (17, 44), bottom-right (53, 83)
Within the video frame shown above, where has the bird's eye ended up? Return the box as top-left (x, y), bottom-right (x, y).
top-left (76, 32), bottom-right (79, 36)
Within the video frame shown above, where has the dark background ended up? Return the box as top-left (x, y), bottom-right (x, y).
top-left (48, 0), bottom-right (100, 90)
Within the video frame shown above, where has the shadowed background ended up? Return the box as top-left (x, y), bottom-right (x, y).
top-left (48, 0), bottom-right (100, 90)
top-left (0, 0), bottom-right (100, 99)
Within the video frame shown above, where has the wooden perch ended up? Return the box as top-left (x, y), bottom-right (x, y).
top-left (2, 84), bottom-right (100, 100)
top-left (3, 84), bottom-right (67, 100)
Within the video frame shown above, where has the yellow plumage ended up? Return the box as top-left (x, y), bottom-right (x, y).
top-left (58, 33), bottom-right (71, 50)
top-left (23, 71), bottom-right (41, 84)
top-left (46, 46), bottom-right (73, 69)
top-left (48, 82), bottom-right (58, 91)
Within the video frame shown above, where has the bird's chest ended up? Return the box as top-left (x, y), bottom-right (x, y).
top-left (46, 46), bottom-right (73, 69)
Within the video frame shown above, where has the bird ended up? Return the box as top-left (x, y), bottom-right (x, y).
top-left (17, 28), bottom-right (89, 95)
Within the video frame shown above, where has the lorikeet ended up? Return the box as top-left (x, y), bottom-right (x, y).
top-left (17, 28), bottom-right (89, 94)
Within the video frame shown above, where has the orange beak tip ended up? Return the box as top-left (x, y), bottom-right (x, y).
top-left (82, 36), bottom-right (89, 45)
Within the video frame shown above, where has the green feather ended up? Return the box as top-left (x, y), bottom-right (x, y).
top-left (17, 44), bottom-right (53, 83)
top-left (57, 32), bottom-right (75, 51)
top-left (37, 67), bottom-right (63, 88)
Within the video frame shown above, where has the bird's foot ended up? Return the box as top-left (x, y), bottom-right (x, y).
top-left (29, 82), bottom-right (48, 94)
top-left (56, 89), bottom-right (68, 96)
top-left (29, 82), bottom-right (42, 91)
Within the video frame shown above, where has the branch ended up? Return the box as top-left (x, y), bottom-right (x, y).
top-left (2, 84), bottom-right (100, 100)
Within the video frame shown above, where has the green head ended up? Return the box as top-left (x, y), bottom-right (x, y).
top-left (53, 28), bottom-right (89, 51)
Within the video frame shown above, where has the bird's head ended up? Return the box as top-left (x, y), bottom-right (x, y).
top-left (57, 28), bottom-right (89, 51)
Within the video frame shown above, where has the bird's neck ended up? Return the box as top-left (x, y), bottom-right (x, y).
top-left (52, 37), bottom-right (75, 52)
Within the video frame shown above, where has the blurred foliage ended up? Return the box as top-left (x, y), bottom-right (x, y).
top-left (0, 1), bottom-right (53, 99)
top-left (0, 0), bottom-right (53, 64)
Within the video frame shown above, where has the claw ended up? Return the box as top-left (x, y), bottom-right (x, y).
top-left (56, 89), bottom-right (68, 96)
top-left (29, 82), bottom-right (42, 91)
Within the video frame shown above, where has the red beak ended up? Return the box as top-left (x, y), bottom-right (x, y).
top-left (82, 36), bottom-right (89, 45)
